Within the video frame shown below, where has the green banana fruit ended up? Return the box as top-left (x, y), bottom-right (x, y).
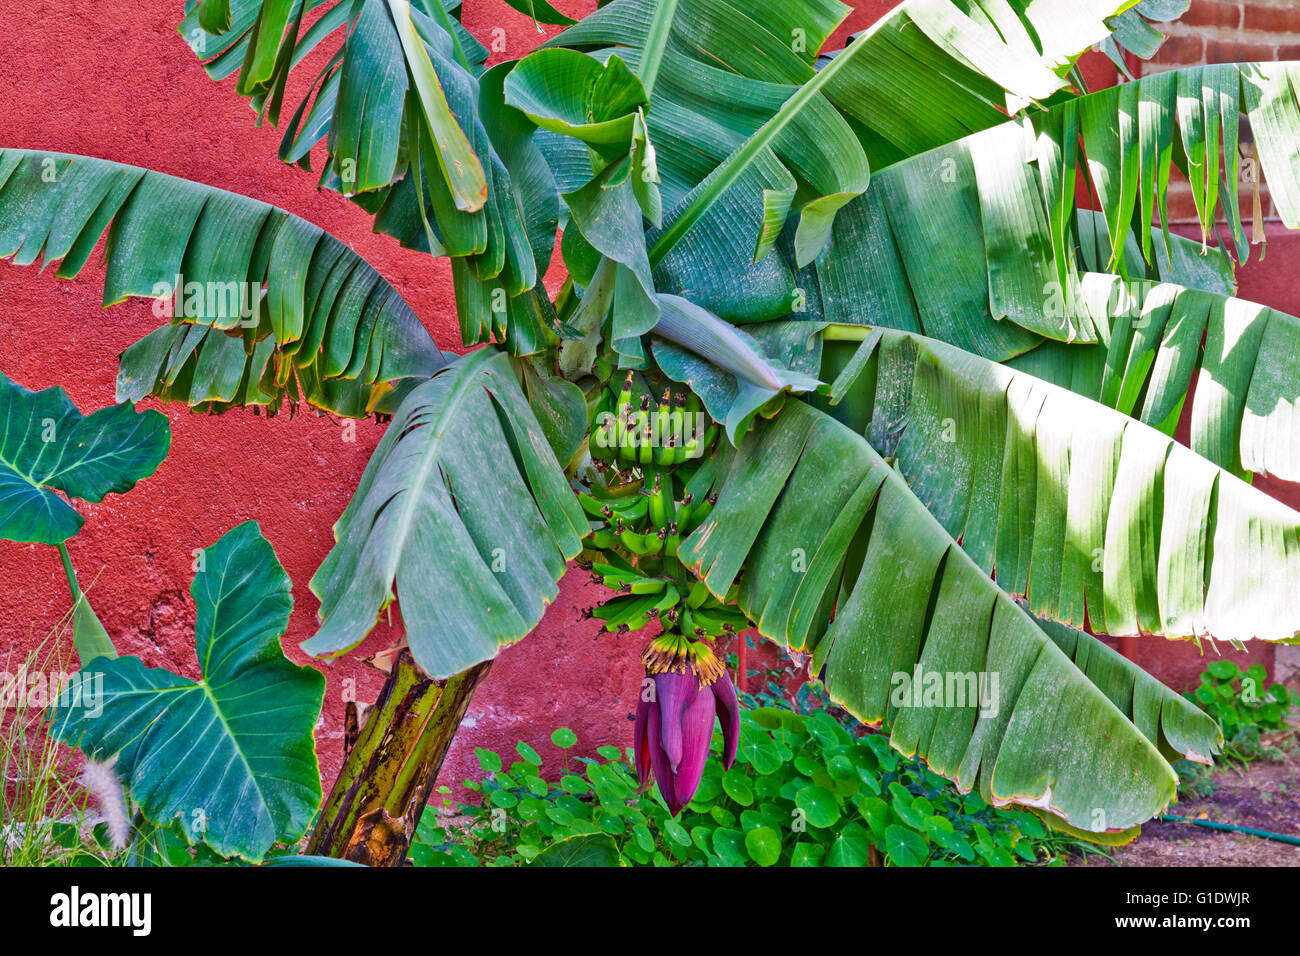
top-left (647, 473), bottom-right (669, 527)
top-left (614, 371), bottom-right (633, 452)
top-left (676, 493), bottom-right (694, 534)
top-left (664, 522), bottom-right (681, 560)
top-left (652, 389), bottom-right (673, 467)
top-left (643, 528), bottom-right (666, 556)
top-left (687, 493), bottom-right (717, 532)
top-left (594, 592), bottom-right (662, 631)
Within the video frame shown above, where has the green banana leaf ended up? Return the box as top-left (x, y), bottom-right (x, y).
top-left (816, 327), bottom-right (1300, 643)
top-left (650, 298), bottom-right (822, 441)
top-left (677, 399), bottom-right (1182, 834)
top-left (50, 522), bottom-right (325, 863)
top-left (0, 373), bottom-right (169, 544)
top-left (179, 1), bottom-right (1152, 347)
top-left (821, 62), bottom-right (1300, 354)
top-left (0, 149), bottom-right (445, 417)
top-left (178, 0), bottom-right (559, 353)
top-left (1029, 613), bottom-right (1221, 766)
top-left (554, 55), bottom-right (1294, 376)
top-left (303, 348), bottom-right (588, 678)
top-left (1008, 273), bottom-right (1300, 482)
top-left (539, 0), bottom-right (1149, 332)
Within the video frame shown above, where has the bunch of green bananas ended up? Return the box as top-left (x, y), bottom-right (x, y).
top-left (588, 369), bottom-right (719, 467)
top-left (579, 465), bottom-right (716, 562)
top-left (575, 367), bottom-right (747, 639)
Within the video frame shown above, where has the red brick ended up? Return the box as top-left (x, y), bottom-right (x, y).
top-left (1154, 34), bottom-right (1206, 65)
top-left (1276, 43), bottom-right (1300, 61)
top-left (1241, 3), bottom-right (1300, 34)
top-left (1182, 0), bottom-right (1242, 30)
top-left (1206, 38), bottom-right (1279, 62)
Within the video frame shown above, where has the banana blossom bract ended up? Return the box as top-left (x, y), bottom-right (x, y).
top-left (634, 669), bottom-right (739, 815)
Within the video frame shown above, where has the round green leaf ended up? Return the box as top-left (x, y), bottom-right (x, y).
top-left (738, 726), bottom-right (783, 774)
top-left (712, 828), bottom-right (748, 866)
top-left (560, 773), bottom-right (589, 794)
top-left (923, 816), bottom-right (973, 860)
top-left (633, 824), bottom-right (656, 853)
top-left (664, 819), bottom-right (692, 847)
top-left (532, 833), bottom-right (622, 867)
top-left (791, 842), bottom-right (827, 867)
top-left (795, 785), bottom-right (842, 828)
top-left (885, 824), bottom-right (929, 867)
top-left (858, 796), bottom-right (891, 837)
top-left (744, 826), bottom-right (782, 866)
top-left (1207, 660), bottom-right (1239, 680)
top-left (825, 823), bottom-right (873, 867)
top-left (721, 769), bottom-right (755, 806)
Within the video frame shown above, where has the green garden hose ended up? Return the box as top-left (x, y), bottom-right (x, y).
top-left (1157, 813), bottom-right (1300, 847)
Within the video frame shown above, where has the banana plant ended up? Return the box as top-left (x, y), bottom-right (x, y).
top-left (7, 0), bottom-right (1300, 863)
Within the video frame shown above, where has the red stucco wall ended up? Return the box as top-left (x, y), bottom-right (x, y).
top-left (0, 0), bottom-right (1294, 806)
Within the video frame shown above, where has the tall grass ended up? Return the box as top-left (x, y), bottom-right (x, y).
top-left (1, 619), bottom-right (119, 867)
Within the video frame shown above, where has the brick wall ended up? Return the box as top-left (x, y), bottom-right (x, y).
top-left (1140, 0), bottom-right (1300, 223)
top-left (1150, 0), bottom-right (1300, 67)
top-left (1091, 2), bottom-right (1300, 686)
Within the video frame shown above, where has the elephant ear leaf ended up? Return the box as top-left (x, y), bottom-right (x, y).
top-left (0, 372), bottom-right (169, 544)
top-left (51, 522), bottom-right (325, 863)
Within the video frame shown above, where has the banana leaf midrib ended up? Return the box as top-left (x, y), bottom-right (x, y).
top-left (380, 347), bottom-right (497, 582)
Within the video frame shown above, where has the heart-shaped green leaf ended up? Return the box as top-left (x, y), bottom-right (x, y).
top-left (51, 522), bottom-right (325, 862)
top-left (0, 372), bottom-right (169, 543)
top-left (531, 833), bottom-right (622, 866)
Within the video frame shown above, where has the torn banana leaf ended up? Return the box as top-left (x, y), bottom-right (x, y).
top-left (303, 348), bottom-right (588, 678)
top-left (180, 0), bottom-right (557, 352)
top-left (677, 398), bottom-right (1179, 834)
top-left (817, 326), bottom-right (1300, 643)
top-left (1007, 273), bottom-right (1300, 482)
top-left (1029, 612), bottom-right (1221, 766)
top-left (1043, 63), bottom-right (1300, 269)
top-left (0, 149), bottom-right (445, 417)
top-left (545, 0), bottom-right (1152, 336)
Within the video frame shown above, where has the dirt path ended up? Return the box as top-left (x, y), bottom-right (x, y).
top-left (1077, 753), bottom-right (1300, 867)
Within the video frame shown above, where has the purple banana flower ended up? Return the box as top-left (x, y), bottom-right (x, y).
top-left (634, 669), bottom-right (740, 816)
